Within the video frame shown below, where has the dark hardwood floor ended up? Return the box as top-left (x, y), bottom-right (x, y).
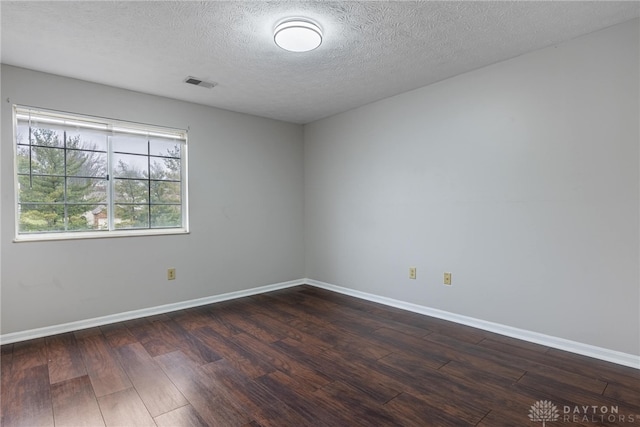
top-left (1, 285), bottom-right (638, 426)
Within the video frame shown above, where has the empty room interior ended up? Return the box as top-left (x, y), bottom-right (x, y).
top-left (1, 1), bottom-right (639, 426)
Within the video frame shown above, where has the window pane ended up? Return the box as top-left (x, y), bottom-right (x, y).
top-left (114, 204), bottom-right (149, 229)
top-left (150, 138), bottom-right (181, 158)
top-left (31, 146), bottom-right (65, 175)
top-left (29, 127), bottom-right (65, 148)
top-left (65, 129), bottom-right (108, 152)
top-left (85, 205), bottom-right (109, 230)
top-left (151, 205), bottom-right (181, 228)
top-left (150, 181), bottom-right (181, 203)
top-left (149, 157), bottom-right (180, 180)
top-left (18, 203), bottom-right (65, 232)
top-left (111, 134), bottom-right (148, 155)
top-left (16, 145), bottom-right (31, 174)
top-left (66, 178), bottom-right (108, 203)
top-left (114, 178), bottom-right (148, 204)
top-left (113, 153), bottom-right (148, 178)
top-left (18, 175), bottom-right (65, 203)
top-left (15, 123), bottom-right (30, 145)
top-left (68, 204), bottom-right (108, 231)
top-left (66, 151), bottom-right (107, 178)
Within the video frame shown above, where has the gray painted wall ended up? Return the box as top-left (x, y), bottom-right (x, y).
top-left (1, 65), bottom-right (305, 334)
top-left (304, 20), bottom-right (640, 355)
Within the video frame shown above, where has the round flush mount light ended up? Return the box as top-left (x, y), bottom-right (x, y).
top-left (274, 19), bottom-right (322, 52)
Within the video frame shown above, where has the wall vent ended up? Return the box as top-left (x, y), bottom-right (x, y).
top-left (184, 76), bottom-right (216, 89)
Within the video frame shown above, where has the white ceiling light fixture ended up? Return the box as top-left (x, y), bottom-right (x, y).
top-left (274, 18), bottom-right (323, 53)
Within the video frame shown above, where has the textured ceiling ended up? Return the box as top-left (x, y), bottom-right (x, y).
top-left (1, 1), bottom-right (639, 124)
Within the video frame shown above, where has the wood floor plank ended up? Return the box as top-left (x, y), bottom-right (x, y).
top-left (316, 287), bottom-right (489, 343)
top-left (256, 370), bottom-right (350, 426)
top-left (192, 305), bottom-right (244, 337)
top-left (373, 352), bottom-right (492, 424)
top-left (274, 337), bottom-right (400, 404)
top-left (604, 382), bottom-right (640, 408)
top-left (545, 347), bottom-right (640, 390)
top-left (432, 332), bottom-right (619, 397)
top-left (248, 312), bottom-right (333, 350)
top-left (301, 285), bottom-right (485, 346)
top-left (372, 327), bottom-right (486, 375)
top-left (1, 344), bottom-right (14, 397)
top-left (438, 359), bottom-right (526, 403)
top-left (1, 364), bottom-right (54, 427)
top-left (312, 380), bottom-right (400, 427)
top-left (478, 334), bottom-right (550, 353)
top-left (439, 361), bottom-right (533, 405)
top-left (128, 317), bottom-right (181, 356)
top-left (292, 289), bottom-right (434, 338)
top-left (51, 375), bottom-right (105, 427)
top-left (513, 380), bottom-right (634, 427)
top-left (234, 294), bottom-right (298, 322)
top-left (367, 301), bottom-right (491, 344)
top-left (270, 306), bottom-right (396, 362)
top-left (478, 408), bottom-right (592, 427)
top-left (478, 338), bottom-right (608, 395)
top-left (161, 319), bottom-right (223, 364)
top-left (248, 294), bottom-right (331, 330)
top-left (518, 364), bottom-right (608, 395)
top-left (1, 343), bottom-right (13, 363)
top-left (424, 331), bottom-right (588, 384)
top-left (154, 405), bottom-right (208, 427)
top-left (97, 387), bottom-right (156, 427)
top-left (120, 317), bottom-right (152, 331)
top-left (130, 316), bottom-right (222, 364)
top-left (250, 295), bottom-right (396, 359)
top-left (378, 350), bottom-right (451, 380)
top-left (155, 350), bottom-right (250, 426)
top-left (476, 409), bottom-right (587, 427)
top-left (191, 326), bottom-right (275, 379)
top-left (242, 313), bottom-right (289, 341)
top-left (231, 332), bottom-right (333, 391)
top-left (73, 327), bottom-right (103, 339)
top-left (218, 311), bottom-right (285, 343)
top-left (11, 338), bottom-right (48, 372)
top-left (297, 285), bottom-right (384, 313)
top-left (45, 333), bottom-right (87, 384)
top-left (257, 308), bottom-right (393, 362)
top-left (201, 358), bottom-right (311, 427)
top-left (100, 323), bottom-right (138, 348)
top-left (170, 306), bottom-right (225, 332)
top-left (384, 392), bottom-right (478, 427)
top-left (115, 342), bottom-right (188, 417)
top-left (77, 334), bottom-right (131, 397)
top-left (517, 372), bottom-right (640, 413)
top-left (434, 360), bottom-right (557, 423)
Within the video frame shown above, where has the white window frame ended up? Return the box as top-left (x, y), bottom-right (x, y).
top-left (13, 105), bottom-right (189, 242)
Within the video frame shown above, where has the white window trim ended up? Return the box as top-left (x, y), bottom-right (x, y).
top-left (12, 105), bottom-right (190, 242)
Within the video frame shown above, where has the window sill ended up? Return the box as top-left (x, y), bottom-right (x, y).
top-left (13, 228), bottom-right (189, 243)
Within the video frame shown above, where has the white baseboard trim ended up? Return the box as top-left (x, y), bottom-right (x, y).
top-left (306, 279), bottom-right (640, 370)
top-left (0, 278), bottom-right (305, 345)
top-left (3, 277), bottom-right (638, 369)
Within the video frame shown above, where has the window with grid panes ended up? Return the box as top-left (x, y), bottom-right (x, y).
top-left (14, 106), bottom-right (188, 240)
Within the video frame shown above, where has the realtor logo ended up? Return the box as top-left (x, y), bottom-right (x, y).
top-left (529, 400), bottom-right (638, 424)
top-left (529, 400), bottom-right (560, 426)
